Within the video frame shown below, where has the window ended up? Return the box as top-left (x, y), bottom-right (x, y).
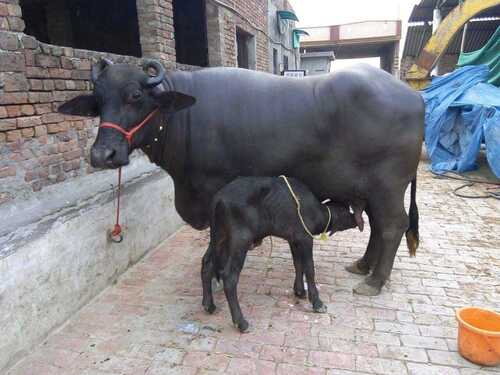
top-left (173, 0), bottom-right (208, 67)
top-left (273, 48), bottom-right (279, 75)
top-left (283, 55), bottom-right (289, 71)
top-left (236, 27), bottom-right (256, 70)
top-left (20, 0), bottom-right (142, 57)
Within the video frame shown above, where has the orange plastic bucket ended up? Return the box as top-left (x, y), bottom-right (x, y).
top-left (456, 307), bottom-right (500, 366)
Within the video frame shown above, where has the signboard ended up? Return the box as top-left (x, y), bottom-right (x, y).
top-left (283, 70), bottom-right (306, 78)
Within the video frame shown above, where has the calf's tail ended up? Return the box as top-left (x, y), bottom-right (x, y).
top-left (405, 176), bottom-right (419, 257)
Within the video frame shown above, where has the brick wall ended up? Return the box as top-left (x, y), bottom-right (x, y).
top-left (0, 0), bottom-right (178, 204)
top-left (137, 0), bottom-right (176, 68)
top-left (208, 0), bottom-right (269, 71)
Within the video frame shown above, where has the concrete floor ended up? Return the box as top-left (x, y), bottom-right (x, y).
top-left (7, 162), bottom-right (500, 375)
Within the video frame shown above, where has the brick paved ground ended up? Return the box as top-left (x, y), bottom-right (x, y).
top-left (7, 163), bottom-right (500, 375)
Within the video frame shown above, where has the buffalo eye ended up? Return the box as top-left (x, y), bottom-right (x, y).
top-left (130, 90), bottom-right (143, 102)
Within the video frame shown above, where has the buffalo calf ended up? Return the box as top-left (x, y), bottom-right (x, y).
top-left (201, 176), bottom-right (359, 332)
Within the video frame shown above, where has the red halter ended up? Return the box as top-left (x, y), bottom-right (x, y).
top-left (99, 108), bottom-right (160, 243)
top-left (99, 108), bottom-right (160, 145)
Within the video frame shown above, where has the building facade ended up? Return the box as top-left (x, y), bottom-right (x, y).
top-left (268, 0), bottom-right (301, 74)
top-left (0, 0), bottom-right (299, 372)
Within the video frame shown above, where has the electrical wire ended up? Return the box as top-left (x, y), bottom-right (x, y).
top-left (431, 170), bottom-right (500, 200)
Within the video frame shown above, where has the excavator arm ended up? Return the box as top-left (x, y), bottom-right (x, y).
top-left (406, 0), bottom-right (500, 90)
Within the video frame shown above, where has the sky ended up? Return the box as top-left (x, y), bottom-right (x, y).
top-left (288, 0), bottom-right (419, 28)
top-left (288, 0), bottom-right (420, 69)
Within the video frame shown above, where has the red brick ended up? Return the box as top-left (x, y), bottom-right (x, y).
top-left (36, 54), bottom-right (60, 68)
top-left (0, 92), bottom-right (28, 105)
top-left (226, 358), bottom-right (276, 375)
top-left (6, 129), bottom-right (20, 142)
top-left (24, 170), bottom-right (36, 182)
top-left (17, 116), bottom-right (41, 128)
top-left (35, 103), bottom-right (52, 114)
top-left (60, 56), bottom-right (74, 69)
top-left (71, 69), bottom-right (90, 80)
top-left (0, 31), bottom-right (19, 50)
top-left (41, 113), bottom-right (64, 124)
top-left (4, 104), bottom-right (28, 118)
top-left (73, 120), bottom-right (85, 130)
top-left (22, 35), bottom-right (38, 49)
top-left (0, 106), bottom-right (7, 118)
top-left (5, 105), bottom-right (20, 117)
top-left (1, 72), bottom-right (29, 91)
top-left (24, 49), bottom-right (35, 66)
top-left (43, 80), bottom-right (55, 91)
top-left (0, 51), bottom-right (24, 72)
top-left (49, 68), bottom-right (71, 79)
top-left (308, 351), bottom-right (355, 370)
top-left (34, 125), bottom-right (47, 137)
top-left (21, 127), bottom-right (35, 138)
top-left (182, 352), bottom-right (229, 371)
top-left (0, 165), bottom-right (15, 178)
top-left (29, 79), bottom-right (43, 90)
top-left (63, 149), bottom-right (81, 161)
top-left (0, 118), bottom-right (16, 131)
top-left (29, 92), bottom-right (53, 103)
top-left (47, 122), bottom-right (68, 134)
top-left (54, 80), bottom-right (66, 90)
top-left (26, 67), bottom-right (50, 78)
top-left (0, 17), bottom-right (8, 31)
top-left (0, 4), bottom-right (8, 17)
top-left (260, 345), bottom-right (308, 365)
top-left (20, 104), bottom-right (35, 116)
top-left (7, 4), bottom-right (22, 17)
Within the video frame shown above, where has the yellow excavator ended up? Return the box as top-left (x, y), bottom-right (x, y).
top-left (406, 0), bottom-right (500, 90)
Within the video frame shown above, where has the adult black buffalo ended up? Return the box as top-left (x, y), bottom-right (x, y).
top-left (58, 59), bottom-right (424, 296)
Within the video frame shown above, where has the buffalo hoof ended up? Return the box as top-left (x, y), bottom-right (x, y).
top-left (204, 303), bottom-right (216, 314)
top-left (353, 281), bottom-right (381, 296)
top-left (345, 260), bottom-right (369, 275)
top-left (237, 319), bottom-right (250, 333)
top-left (294, 288), bottom-right (307, 299)
top-left (313, 300), bottom-right (327, 313)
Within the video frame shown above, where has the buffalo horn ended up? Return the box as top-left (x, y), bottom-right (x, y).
top-left (91, 58), bottom-right (113, 82)
top-left (142, 59), bottom-right (166, 87)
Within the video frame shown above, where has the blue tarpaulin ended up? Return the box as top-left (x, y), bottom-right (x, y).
top-left (421, 65), bottom-right (500, 178)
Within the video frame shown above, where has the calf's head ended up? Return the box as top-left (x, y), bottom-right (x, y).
top-left (58, 59), bottom-right (195, 169)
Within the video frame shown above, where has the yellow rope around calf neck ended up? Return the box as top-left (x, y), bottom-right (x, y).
top-left (279, 175), bottom-right (331, 241)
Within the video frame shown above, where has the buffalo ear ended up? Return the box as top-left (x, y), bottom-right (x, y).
top-left (58, 95), bottom-right (99, 117)
top-left (156, 91), bottom-right (196, 112)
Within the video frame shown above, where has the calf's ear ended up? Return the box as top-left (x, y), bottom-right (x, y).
top-left (155, 91), bottom-right (196, 112)
top-left (58, 95), bottom-right (99, 117)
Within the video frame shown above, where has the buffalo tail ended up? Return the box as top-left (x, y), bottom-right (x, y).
top-left (405, 176), bottom-right (419, 257)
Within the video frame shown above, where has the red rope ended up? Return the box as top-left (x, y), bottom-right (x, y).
top-left (110, 167), bottom-right (123, 242)
top-left (100, 109), bottom-right (160, 243)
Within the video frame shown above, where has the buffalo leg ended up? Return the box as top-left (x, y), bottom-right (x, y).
top-left (201, 245), bottom-right (216, 314)
top-left (354, 190), bottom-right (408, 296)
top-left (292, 239), bottom-right (327, 313)
top-left (289, 240), bottom-right (306, 298)
top-left (346, 207), bottom-right (378, 275)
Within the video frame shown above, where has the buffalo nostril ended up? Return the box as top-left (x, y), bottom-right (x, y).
top-left (103, 149), bottom-right (115, 161)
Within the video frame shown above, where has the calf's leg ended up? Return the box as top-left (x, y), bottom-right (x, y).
top-left (289, 240), bottom-right (306, 298)
top-left (222, 238), bottom-right (251, 332)
top-left (291, 239), bottom-right (327, 313)
top-left (201, 245), bottom-right (216, 314)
